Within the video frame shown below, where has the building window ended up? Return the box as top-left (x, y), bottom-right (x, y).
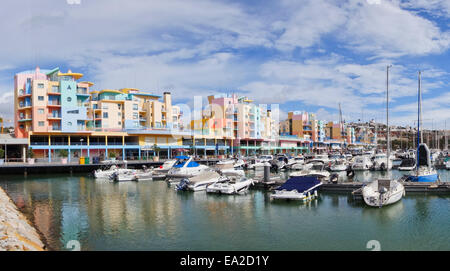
top-left (38, 109), bottom-right (44, 114)
top-left (103, 112), bottom-right (108, 118)
top-left (67, 122), bottom-right (72, 126)
top-left (37, 83), bottom-right (44, 88)
top-left (38, 121), bottom-right (45, 126)
top-left (118, 112), bottom-right (121, 116)
top-left (118, 121), bottom-right (121, 126)
top-left (67, 110), bottom-right (79, 114)
top-left (38, 96), bottom-right (44, 101)
top-left (67, 97), bottom-right (72, 102)
top-left (133, 113), bottom-right (138, 119)
top-left (133, 104), bottom-right (138, 110)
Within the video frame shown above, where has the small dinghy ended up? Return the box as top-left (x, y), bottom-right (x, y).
top-left (362, 179), bottom-right (405, 207)
top-left (206, 176), bottom-right (254, 195)
top-left (270, 176), bottom-right (322, 201)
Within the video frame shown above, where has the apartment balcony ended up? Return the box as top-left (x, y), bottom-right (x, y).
top-left (48, 101), bottom-right (61, 107)
top-left (18, 92), bottom-right (32, 98)
top-left (18, 118), bottom-right (32, 122)
top-left (18, 104), bottom-right (32, 110)
top-left (48, 115), bottom-right (61, 120)
top-left (48, 127), bottom-right (62, 132)
top-left (139, 118), bottom-right (146, 122)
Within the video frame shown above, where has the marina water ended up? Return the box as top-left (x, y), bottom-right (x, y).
top-left (0, 169), bottom-right (449, 251)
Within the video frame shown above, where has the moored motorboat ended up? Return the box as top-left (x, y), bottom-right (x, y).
top-left (166, 156), bottom-right (210, 184)
top-left (152, 159), bottom-right (177, 179)
top-left (289, 161), bottom-right (330, 181)
top-left (329, 160), bottom-right (348, 171)
top-left (110, 170), bottom-right (139, 182)
top-left (215, 160), bottom-right (245, 177)
top-left (270, 176), bottom-right (322, 201)
top-left (351, 155), bottom-right (373, 171)
top-left (175, 170), bottom-right (225, 192)
top-left (206, 176), bottom-right (254, 195)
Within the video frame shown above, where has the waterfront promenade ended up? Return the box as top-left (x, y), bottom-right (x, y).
top-left (0, 187), bottom-right (45, 251)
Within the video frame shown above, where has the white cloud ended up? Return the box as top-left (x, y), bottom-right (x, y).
top-left (343, 0), bottom-right (450, 57)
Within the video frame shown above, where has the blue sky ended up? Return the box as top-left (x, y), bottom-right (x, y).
top-left (0, 0), bottom-right (449, 129)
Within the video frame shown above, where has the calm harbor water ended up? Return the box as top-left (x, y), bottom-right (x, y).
top-left (0, 169), bottom-right (449, 251)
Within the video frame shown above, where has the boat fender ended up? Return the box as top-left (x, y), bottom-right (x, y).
top-left (346, 169), bottom-right (355, 178)
top-left (330, 174), bottom-right (339, 184)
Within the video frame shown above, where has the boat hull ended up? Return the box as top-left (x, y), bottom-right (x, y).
top-left (406, 174), bottom-right (439, 182)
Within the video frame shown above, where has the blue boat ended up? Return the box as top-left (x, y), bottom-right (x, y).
top-left (270, 176), bottom-right (322, 201)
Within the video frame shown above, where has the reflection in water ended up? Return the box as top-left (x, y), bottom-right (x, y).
top-left (0, 170), bottom-right (448, 251)
top-left (361, 201), bottom-right (405, 224)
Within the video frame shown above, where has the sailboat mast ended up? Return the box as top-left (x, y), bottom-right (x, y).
top-left (417, 71), bottom-right (421, 172)
top-left (386, 65), bottom-right (391, 171)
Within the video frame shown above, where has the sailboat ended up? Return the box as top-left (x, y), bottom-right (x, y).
top-left (405, 71), bottom-right (439, 182)
top-left (362, 65), bottom-right (405, 207)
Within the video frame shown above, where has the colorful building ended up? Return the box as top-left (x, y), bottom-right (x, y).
top-left (15, 67), bottom-right (189, 162)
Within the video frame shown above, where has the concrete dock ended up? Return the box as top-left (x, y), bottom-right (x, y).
top-left (0, 187), bottom-right (45, 251)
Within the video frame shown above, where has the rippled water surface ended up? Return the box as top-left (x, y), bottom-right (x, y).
top-left (0, 169), bottom-right (449, 251)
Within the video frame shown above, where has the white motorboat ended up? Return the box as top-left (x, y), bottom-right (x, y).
top-left (290, 157), bottom-right (305, 169)
top-left (110, 170), bottom-right (139, 182)
top-left (135, 165), bottom-right (153, 180)
top-left (329, 160), bottom-right (348, 171)
top-left (233, 158), bottom-right (245, 169)
top-left (372, 153), bottom-right (393, 170)
top-left (362, 179), bottom-right (405, 207)
top-left (351, 156), bottom-right (373, 171)
top-left (94, 165), bottom-right (133, 179)
top-left (166, 156), bottom-right (210, 183)
top-left (176, 170), bottom-right (225, 192)
top-left (314, 154), bottom-right (330, 164)
top-left (270, 176), bottom-right (322, 201)
top-left (206, 176), bottom-right (254, 195)
top-left (398, 158), bottom-right (416, 171)
top-left (153, 159), bottom-right (177, 178)
top-left (446, 160), bottom-right (450, 170)
top-left (215, 160), bottom-right (245, 177)
top-left (290, 161), bottom-right (330, 181)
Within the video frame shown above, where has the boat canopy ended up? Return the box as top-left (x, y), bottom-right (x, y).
top-left (276, 176), bottom-right (321, 192)
top-left (173, 161), bottom-right (200, 168)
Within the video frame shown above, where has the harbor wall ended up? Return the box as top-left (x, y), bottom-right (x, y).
top-left (0, 187), bottom-right (45, 251)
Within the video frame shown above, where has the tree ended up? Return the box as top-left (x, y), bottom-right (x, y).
top-left (108, 151), bottom-right (116, 158)
top-left (153, 144), bottom-right (161, 157)
top-left (27, 148), bottom-right (34, 158)
top-left (59, 149), bottom-right (68, 158)
top-left (0, 148), bottom-right (4, 159)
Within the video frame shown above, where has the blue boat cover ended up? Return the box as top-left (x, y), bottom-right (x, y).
top-left (276, 176), bottom-right (321, 192)
top-left (173, 161), bottom-right (200, 168)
